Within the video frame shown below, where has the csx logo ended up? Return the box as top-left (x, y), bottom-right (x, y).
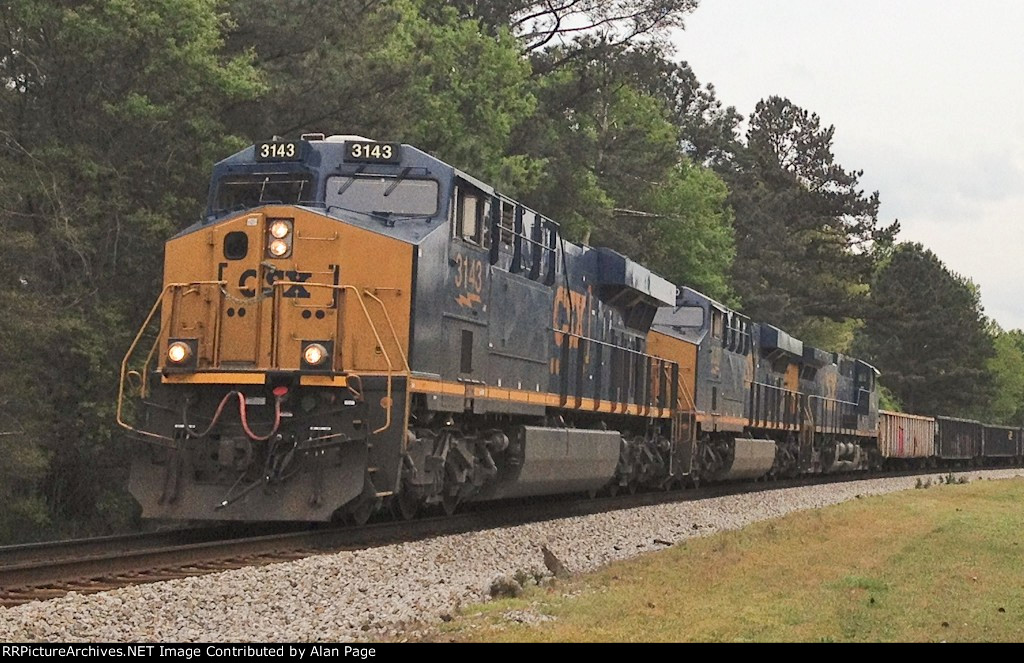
top-left (238, 268), bottom-right (312, 298)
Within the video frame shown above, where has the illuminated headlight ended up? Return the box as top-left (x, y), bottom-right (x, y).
top-left (167, 341), bottom-right (192, 364)
top-left (266, 218), bottom-right (294, 258)
top-left (303, 343), bottom-right (328, 366)
top-left (269, 219), bottom-right (292, 239)
top-left (301, 340), bottom-right (333, 371)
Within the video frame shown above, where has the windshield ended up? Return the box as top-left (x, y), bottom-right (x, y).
top-left (674, 306), bottom-right (705, 328)
top-left (215, 173), bottom-right (314, 213)
top-left (326, 175), bottom-right (438, 217)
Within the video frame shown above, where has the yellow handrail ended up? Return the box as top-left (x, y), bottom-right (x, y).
top-left (361, 289), bottom-right (410, 372)
top-left (271, 281), bottom-right (403, 434)
top-left (117, 285), bottom-right (170, 440)
top-left (675, 365), bottom-right (698, 413)
top-left (118, 278), bottom-right (408, 442)
top-left (117, 284), bottom-right (187, 444)
top-left (118, 281), bottom-right (228, 443)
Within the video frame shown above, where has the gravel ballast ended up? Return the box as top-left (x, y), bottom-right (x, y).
top-left (2, 470), bottom-right (1020, 642)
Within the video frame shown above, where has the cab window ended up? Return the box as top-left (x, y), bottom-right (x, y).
top-left (673, 306), bottom-right (705, 328)
top-left (215, 173), bottom-right (314, 213)
top-left (452, 186), bottom-right (488, 247)
top-left (326, 175), bottom-right (438, 216)
top-left (711, 310), bottom-right (725, 340)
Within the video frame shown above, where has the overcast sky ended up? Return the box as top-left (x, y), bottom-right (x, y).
top-left (673, 0), bottom-right (1024, 330)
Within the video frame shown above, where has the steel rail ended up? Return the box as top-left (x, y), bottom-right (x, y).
top-left (0, 466), bottom-right (997, 607)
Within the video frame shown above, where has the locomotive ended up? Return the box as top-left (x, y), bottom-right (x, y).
top-left (115, 134), bottom-right (1006, 525)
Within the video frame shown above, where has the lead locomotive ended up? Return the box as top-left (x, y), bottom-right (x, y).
top-left (119, 134), bottom-right (886, 524)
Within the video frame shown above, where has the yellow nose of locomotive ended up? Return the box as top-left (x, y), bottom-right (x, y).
top-left (156, 206), bottom-right (411, 378)
top-left (125, 201), bottom-right (415, 521)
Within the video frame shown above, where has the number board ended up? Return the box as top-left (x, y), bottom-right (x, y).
top-left (254, 141), bottom-right (304, 162)
top-left (345, 141), bottom-right (401, 164)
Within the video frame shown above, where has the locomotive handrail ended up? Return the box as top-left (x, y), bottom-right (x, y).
top-left (147, 282), bottom-right (228, 391)
top-left (553, 328), bottom-right (675, 361)
top-left (270, 281), bottom-right (403, 434)
top-left (117, 281), bottom-right (227, 445)
top-left (804, 392), bottom-right (858, 407)
top-left (675, 366), bottom-right (697, 413)
top-left (119, 279), bottom-right (404, 440)
top-left (361, 289), bottom-right (410, 372)
top-left (747, 379), bottom-right (801, 429)
top-left (553, 328), bottom-right (679, 413)
top-left (672, 366), bottom-right (699, 478)
top-left (745, 386), bottom-right (859, 434)
top-left (805, 392), bottom-right (859, 434)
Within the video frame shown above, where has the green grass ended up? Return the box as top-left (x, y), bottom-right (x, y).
top-left (427, 478), bottom-right (1024, 642)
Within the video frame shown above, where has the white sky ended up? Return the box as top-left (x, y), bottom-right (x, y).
top-left (673, 0), bottom-right (1024, 330)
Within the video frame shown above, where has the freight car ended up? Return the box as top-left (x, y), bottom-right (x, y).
top-left (116, 134), bottom-right (1017, 525)
top-left (878, 410), bottom-right (937, 469)
top-left (935, 416), bottom-right (984, 465)
top-left (982, 424), bottom-right (1021, 465)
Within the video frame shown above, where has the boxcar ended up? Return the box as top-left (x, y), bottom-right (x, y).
top-left (878, 410), bottom-right (936, 466)
top-left (935, 416), bottom-right (983, 462)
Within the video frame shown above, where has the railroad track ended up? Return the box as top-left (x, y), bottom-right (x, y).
top-left (0, 468), bottom-right (976, 607)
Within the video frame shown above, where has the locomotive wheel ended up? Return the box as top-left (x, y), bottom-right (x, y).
top-left (349, 473), bottom-right (378, 526)
top-left (394, 489), bottom-right (421, 521)
top-left (442, 492), bottom-right (460, 516)
top-left (350, 498), bottom-right (375, 526)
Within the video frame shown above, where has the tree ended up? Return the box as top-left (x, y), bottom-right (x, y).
top-left (0, 290), bottom-right (51, 541)
top-left (222, 0), bottom-right (538, 191)
top-left (984, 327), bottom-right (1024, 425)
top-left (510, 39), bottom-right (736, 300)
top-left (440, 0), bottom-right (700, 55)
top-left (0, 0), bottom-right (261, 542)
top-left (854, 243), bottom-right (995, 417)
top-left (514, 40), bottom-right (678, 236)
top-left (595, 47), bottom-right (741, 168)
top-left (727, 97), bottom-right (899, 347)
top-left (631, 159), bottom-right (735, 302)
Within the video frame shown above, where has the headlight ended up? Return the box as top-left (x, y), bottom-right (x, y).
top-left (167, 341), bottom-right (192, 364)
top-left (269, 219), bottom-right (291, 239)
top-left (269, 239), bottom-right (290, 256)
top-left (303, 343), bottom-right (328, 366)
top-left (266, 218), bottom-right (294, 258)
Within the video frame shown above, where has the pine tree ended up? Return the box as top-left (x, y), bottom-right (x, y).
top-left (728, 96), bottom-right (899, 346)
top-left (855, 243), bottom-right (995, 417)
